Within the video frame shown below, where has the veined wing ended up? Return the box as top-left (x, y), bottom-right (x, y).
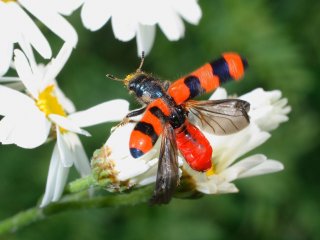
top-left (186, 99), bottom-right (250, 135)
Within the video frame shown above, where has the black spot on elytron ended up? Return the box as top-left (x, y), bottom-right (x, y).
top-left (184, 75), bottom-right (204, 99)
top-left (134, 121), bottom-right (158, 145)
top-left (130, 148), bottom-right (144, 158)
top-left (210, 57), bottom-right (232, 84)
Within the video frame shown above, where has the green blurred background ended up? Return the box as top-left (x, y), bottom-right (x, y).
top-left (1, 0), bottom-right (320, 239)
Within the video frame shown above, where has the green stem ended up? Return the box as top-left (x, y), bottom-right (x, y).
top-left (0, 185), bottom-right (154, 235)
top-left (65, 175), bottom-right (97, 193)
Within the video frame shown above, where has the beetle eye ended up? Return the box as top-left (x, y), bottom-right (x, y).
top-left (128, 83), bottom-right (135, 90)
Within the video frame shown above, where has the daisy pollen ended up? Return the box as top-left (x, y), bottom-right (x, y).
top-left (36, 85), bottom-right (66, 117)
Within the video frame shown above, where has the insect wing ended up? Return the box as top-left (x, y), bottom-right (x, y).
top-left (186, 99), bottom-right (250, 135)
top-left (150, 123), bottom-right (179, 204)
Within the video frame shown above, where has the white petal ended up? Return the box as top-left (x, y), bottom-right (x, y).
top-left (81, 0), bottom-right (112, 31)
top-left (13, 49), bottom-right (39, 98)
top-left (68, 133), bottom-right (91, 176)
top-left (68, 99), bottom-right (129, 127)
top-left (52, 161), bottom-right (70, 201)
top-left (0, 77), bottom-right (20, 82)
top-left (158, 7), bottom-right (185, 41)
top-left (136, 24), bottom-right (156, 56)
top-left (220, 154), bottom-right (266, 182)
top-left (20, 0), bottom-right (78, 47)
top-left (216, 182), bottom-right (239, 194)
top-left (55, 84), bottom-right (76, 114)
top-left (134, 0), bottom-right (158, 25)
top-left (240, 88), bottom-right (291, 132)
top-left (206, 124), bottom-right (270, 172)
top-left (209, 87), bottom-right (227, 100)
top-left (0, 85), bottom-right (34, 115)
top-left (49, 114), bottom-right (91, 136)
top-left (172, 0), bottom-right (202, 24)
top-left (11, 3), bottom-right (52, 59)
top-left (17, 36), bottom-right (38, 73)
top-left (56, 128), bottom-right (74, 167)
top-left (111, 4), bottom-right (137, 41)
top-left (105, 123), bottom-right (135, 160)
top-left (0, 38), bottom-right (13, 76)
top-left (0, 104), bottom-right (51, 148)
top-left (105, 122), bottom-right (159, 182)
top-left (55, 0), bottom-right (84, 15)
top-left (42, 43), bottom-right (73, 86)
top-left (238, 159), bottom-right (284, 179)
top-left (40, 143), bottom-right (60, 207)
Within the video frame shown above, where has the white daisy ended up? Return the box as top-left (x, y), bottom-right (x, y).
top-left (0, 0), bottom-right (78, 76)
top-left (92, 122), bottom-right (159, 191)
top-left (79, 0), bottom-right (202, 55)
top-left (0, 45), bottom-right (130, 207)
top-left (93, 87), bottom-right (290, 197)
top-left (183, 88), bottom-right (290, 194)
top-left (92, 122), bottom-right (184, 191)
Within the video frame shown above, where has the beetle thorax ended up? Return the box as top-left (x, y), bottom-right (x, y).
top-left (125, 72), bottom-right (167, 104)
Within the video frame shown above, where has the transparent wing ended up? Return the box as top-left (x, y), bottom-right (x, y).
top-left (186, 99), bottom-right (250, 135)
top-left (150, 123), bottom-right (179, 205)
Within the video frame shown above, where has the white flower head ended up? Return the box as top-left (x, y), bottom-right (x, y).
top-left (183, 87), bottom-right (290, 195)
top-left (79, 0), bottom-right (202, 55)
top-left (92, 122), bottom-right (184, 191)
top-left (0, 0), bottom-right (78, 76)
top-left (92, 123), bottom-right (159, 190)
top-left (95, 87), bottom-right (290, 199)
top-left (0, 45), bottom-right (130, 207)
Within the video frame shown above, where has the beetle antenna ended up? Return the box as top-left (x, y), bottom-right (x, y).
top-left (137, 51), bottom-right (145, 72)
top-left (106, 74), bottom-right (123, 82)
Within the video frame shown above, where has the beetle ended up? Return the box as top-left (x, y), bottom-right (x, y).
top-left (108, 52), bottom-right (250, 204)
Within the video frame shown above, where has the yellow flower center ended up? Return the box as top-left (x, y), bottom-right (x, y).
top-left (36, 85), bottom-right (66, 117)
top-left (1, 0), bottom-right (16, 2)
top-left (205, 165), bottom-right (216, 177)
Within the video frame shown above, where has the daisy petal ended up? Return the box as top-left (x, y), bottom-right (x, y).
top-left (49, 114), bottom-right (91, 136)
top-left (81, 0), bottom-right (112, 31)
top-left (69, 133), bottom-right (91, 176)
top-left (68, 99), bottom-right (129, 127)
top-left (40, 143), bottom-right (60, 207)
top-left (172, 0), bottom-right (202, 24)
top-left (0, 85), bottom-right (34, 115)
top-left (11, 3), bottom-right (52, 59)
top-left (43, 43), bottom-right (73, 86)
top-left (0, 77), bottom-right (20, 82)
top-left (111, 5), bottom-right (137, 41)
top-left (56, 128), bottom-right (74, 167)
top-left (17, 36), bottom-right (38, 73)
top-left (0, 38), bottom-right (13, 76)
top-left (221, 154), bottom-right (266, 182)
top-left (0, 106), bottom-right (50, 149)
top-left (52, 162), bottom-right (70, 201)
top-left (209, 87), bottom-right (227, 100)
top-left (54, 0), bottom-right (84, 15)
top-left (158, 8), bottom-right (185, 41)
top-left (216, 182), bottom-right (239, 194)
top-left (55, 84), bottom-right (76, 114)
top-left (238, 159), bottom-right (284, 179)
top-left (20, 0), bottom-right (78, 47)
top-left (14, 49), bottom-right (39, 98)
top-left (136, 24), bottom-right (156, 56)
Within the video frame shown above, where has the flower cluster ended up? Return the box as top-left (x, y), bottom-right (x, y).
top-left (0, 0), bottom-right (202, 77)
top-left (0, 44), bottom-right (129, 207)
